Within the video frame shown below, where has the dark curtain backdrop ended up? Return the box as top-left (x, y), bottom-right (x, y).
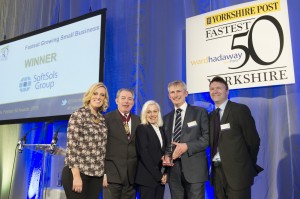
top-left (0, 0), bottom-right (299, 199)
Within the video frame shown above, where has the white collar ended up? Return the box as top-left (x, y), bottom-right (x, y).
top-left (175, 102), bottom-right (187, 112)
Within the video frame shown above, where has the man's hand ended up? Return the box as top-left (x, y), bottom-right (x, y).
top-left (172, 142), bottom-right (188, 160)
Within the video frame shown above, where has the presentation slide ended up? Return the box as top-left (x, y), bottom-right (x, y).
top-left (0, 9), bottom-right (106, 124)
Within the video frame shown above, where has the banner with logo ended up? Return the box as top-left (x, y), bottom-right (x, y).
top-left (186, 0), bottom-right (295, 93)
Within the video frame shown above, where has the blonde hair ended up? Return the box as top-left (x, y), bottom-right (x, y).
top-left (140, 100), bottom-right (163, 127)
top-left (82, 82), bottom-right (109, 112)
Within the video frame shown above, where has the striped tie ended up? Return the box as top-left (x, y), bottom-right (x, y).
top-left (173, 108), bottom-right (182, 143)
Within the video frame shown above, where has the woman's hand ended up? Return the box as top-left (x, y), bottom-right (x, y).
top-left (103, 174), bottom-right (109, 187)
top-left (161, 174), bottom-right (167, 185)
top-left (71, 167), bottom-right (83, 193)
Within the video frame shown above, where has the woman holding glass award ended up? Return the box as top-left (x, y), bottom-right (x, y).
top-left (135, 100), bottom-right (167, 199)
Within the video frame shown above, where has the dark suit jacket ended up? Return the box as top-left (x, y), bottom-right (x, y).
top-left (209, 100), bottom-right (263, 190)
top-left (104, 110), bottom-right (140, 184)
top-left (163, 104), bottom-right (209, 183)
top-left (135, 124), bottom-right (166, 187)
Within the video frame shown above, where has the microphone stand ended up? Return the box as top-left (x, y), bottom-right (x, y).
top-left (16, 121), bottom-right (53, 153)
top-left (49, 132), bottom-right (58, 154)
top-left (49, 124), bottom-right (66, 154)
top-left (17, 126), bottom-right (40, 153)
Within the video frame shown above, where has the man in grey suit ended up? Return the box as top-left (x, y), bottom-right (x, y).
top-left (163, 80), bottom-right (209, 199)
top-left (103, 88), bottom-right (141, 199)
top-left (209, 76), bottom-right (263, 199)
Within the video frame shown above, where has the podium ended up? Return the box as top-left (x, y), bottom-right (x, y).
top-left (22, 143), bottom-right (66, 156)
top-left (20, 143), bottom-right (66, 199)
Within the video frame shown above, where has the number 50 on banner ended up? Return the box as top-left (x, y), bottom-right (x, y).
top-left (186, 0), bottom-right (295, 93)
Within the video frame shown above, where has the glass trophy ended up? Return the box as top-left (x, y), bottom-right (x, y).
top-left (162, 142), bottom-right (174, 167)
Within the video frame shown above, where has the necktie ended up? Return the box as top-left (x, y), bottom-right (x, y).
top-left (212, 108), bottom-right (221, 157)
top-left (173, 108), bottom-right (182, 143)
top-left (123, 113), bottom-right (131, 140)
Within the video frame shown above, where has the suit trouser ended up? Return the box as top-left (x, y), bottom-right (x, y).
top-left (212, 162), bottom-right (251, 199)
top-left (103, 180), bottom-right (136, 199)
top-left (169, 159), bottom-right (205, 199)
top-left (62, 166), bottom-right (103, 199)
top-left (138, 183), bottom-right (165, 199)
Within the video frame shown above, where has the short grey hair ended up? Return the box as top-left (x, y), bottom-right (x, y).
top-left (167, 80), bottom-right (187, 92)
top-left (116, 88), bottom-right (135, 99)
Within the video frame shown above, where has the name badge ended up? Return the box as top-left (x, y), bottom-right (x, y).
top-left (220, 123), bottom-right (230, 130)
top-left (187, 121), bottom-right (197, 127)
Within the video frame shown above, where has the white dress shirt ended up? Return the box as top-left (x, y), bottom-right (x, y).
top-left (151, 124), bottom-right (163, 148)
